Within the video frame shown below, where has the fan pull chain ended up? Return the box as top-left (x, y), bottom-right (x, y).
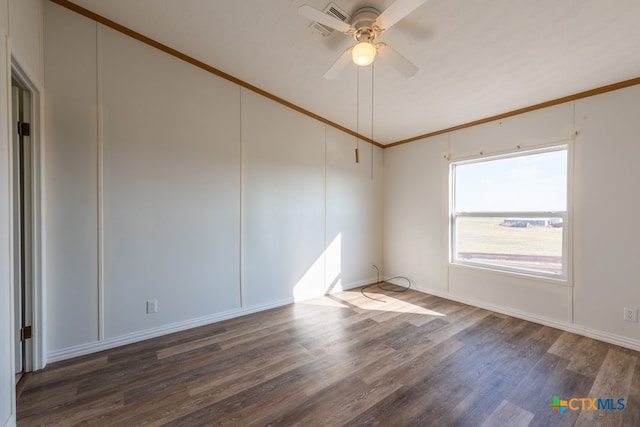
top-left (371, 63), bottom-right (375, 178)
top-left (355, 66), bottom-right (360, 163)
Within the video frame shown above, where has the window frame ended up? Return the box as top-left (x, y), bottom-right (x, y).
top-left (449, 145), bottom-right (570, 281)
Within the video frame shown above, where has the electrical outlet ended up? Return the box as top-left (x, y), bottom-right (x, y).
top-left (147, 300), bottom-right (158, 314)
top-left (623, 307), bottom-right (637, 322)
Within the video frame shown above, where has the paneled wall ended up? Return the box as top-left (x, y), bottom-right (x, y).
top-left (383, 133), bottom-right (449, 294)
top-left (383, 87), bottom-right (640, 349)
top-left (1, 1), bottom-right (43, 425)
top-left (43, 1), bottom-right (99, 350)
top-left (573, 86), bottom-right (640, 344)
top-left (43, 2), bottom-right (382, 360)
top-left (100, 26), bottom-right (242, 338)
top-left (241, 90), bottom-right (326, 306)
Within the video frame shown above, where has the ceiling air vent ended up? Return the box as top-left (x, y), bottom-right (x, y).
top-left (311, 2), bottom-right (351, 37)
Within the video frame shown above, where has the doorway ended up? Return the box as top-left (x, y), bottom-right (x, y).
top-left (12, 75), bottom-right (34, 383)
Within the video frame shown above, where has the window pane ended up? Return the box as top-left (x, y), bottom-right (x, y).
top-left (451, 147), bottom-right (568, 278)
top-left (455, 149), bottom-right (567, 212)
top-left (455, 216), bottom-right (563, 275)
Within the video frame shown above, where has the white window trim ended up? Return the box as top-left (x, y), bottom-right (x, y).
top-left (449, 144), bottom-right (572, 283)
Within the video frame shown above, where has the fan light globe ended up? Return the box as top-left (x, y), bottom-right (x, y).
top-left (352, 41), bottom-right (376, 66)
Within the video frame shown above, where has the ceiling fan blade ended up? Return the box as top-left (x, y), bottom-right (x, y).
top-left (376, 43), bottom-right (418, 77)
top-left (323, 48), bottom-right (353, 80)
top-left (374, 0), bottom-right (428, 31)
top-left (298, 5), bottom-right (352, 33)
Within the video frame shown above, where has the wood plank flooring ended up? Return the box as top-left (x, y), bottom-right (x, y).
top-left (17, 285), bottom-right (640, 426)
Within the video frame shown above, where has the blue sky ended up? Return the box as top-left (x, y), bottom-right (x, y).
top-left (454, 148), bottom-right (568, 212)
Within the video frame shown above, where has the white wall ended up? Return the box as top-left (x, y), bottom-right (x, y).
top-left (447, 103), bottom-right (574, 322)
top-left (573, 85), bottom-right (640, 342)
top-left (43, 1), bottom-right (383, 361)
top-left (383, 134), bottom-right (449, 293)
top-left (241, 89), bottom-right (326, 306)
top-left (1, 1), bottom-right (43, 425)
top-left (326, 127), bottom-right (382, 290)
top-left (43, 1), bottom-right (99, 350)
top-left (100, 26), bottom-right (242, 339)
top-left (0, 0), bottom-right (6, 32)
top-left (383, 89), bottom-right (640, 349)
top-left (7, 0), bottom-right (42, 83)
top-left (241, 94), bottom-right (383, 306)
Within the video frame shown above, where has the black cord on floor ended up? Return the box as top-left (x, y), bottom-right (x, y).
top-left (360, 265), bottom-right (412, 301)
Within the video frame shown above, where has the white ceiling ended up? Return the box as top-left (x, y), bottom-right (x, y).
top-left (69, 0), bottom-right (640, 145)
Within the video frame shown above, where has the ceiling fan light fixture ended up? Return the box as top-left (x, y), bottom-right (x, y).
top-left (352, 41), bottom-right (376, 66)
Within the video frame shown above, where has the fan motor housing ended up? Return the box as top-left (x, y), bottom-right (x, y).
top-left (351, 6), bottom-right (380, 42)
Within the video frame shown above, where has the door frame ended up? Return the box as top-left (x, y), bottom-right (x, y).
top-left (10, 55), bottom-right (45, 372)
top-left (12, 75), bottom-right (32, 378)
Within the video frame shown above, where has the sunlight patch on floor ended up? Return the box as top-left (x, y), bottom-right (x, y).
top-left (298, 297), bottom-right (350, 308)
top-left (300, 290), bottom-right (446, 316)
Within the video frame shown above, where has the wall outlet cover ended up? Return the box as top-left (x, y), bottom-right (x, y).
top-left (623, 307), bottom-right (637, 322)
top-left (147, 300), bottom-right (158, 314)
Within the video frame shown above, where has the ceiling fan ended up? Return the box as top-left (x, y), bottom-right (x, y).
top-left (299, 0), bottom-right (427, 79)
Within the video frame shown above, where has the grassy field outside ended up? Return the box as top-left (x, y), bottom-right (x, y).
top-left (454, 217), bottom-right (563, 274)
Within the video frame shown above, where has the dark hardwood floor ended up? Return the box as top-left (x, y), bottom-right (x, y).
top-left (17, 285), bottom-right (640, 426)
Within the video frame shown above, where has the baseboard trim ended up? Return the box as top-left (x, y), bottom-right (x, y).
top-left (46, 279), bottom-right (370, 364)
top-left (404, 281), bottom-right (640, 352)
top-left (46, 298), bottom-right (293, 364)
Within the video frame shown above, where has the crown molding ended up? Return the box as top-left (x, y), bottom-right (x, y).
top-left (48, 0), bottom-right (383, 148)
top-left (385, 76), bottom-right (640, 148)
top-left (49, 1), bottom-right (640, 150)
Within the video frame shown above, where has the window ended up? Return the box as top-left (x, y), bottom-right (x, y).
top-left (450, 147), bottom-right (568, 279)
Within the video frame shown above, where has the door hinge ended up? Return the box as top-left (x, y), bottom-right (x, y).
top-left (18, 122), bottom-right (31, 136)
top-left (20, 326), bottom-right (32, 341)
